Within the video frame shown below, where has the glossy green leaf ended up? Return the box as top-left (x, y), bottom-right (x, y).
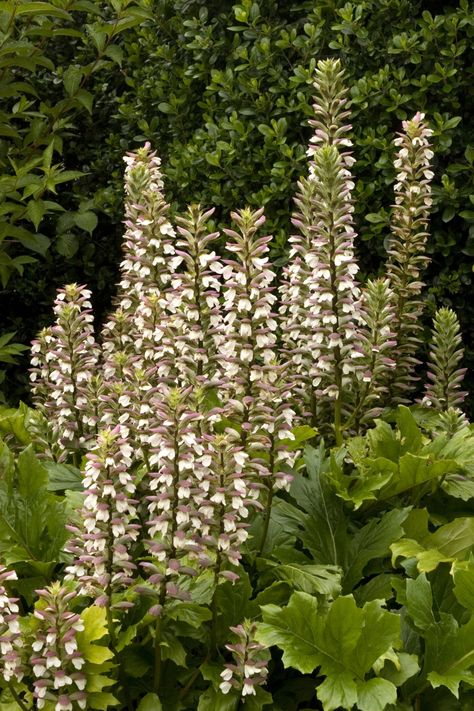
top-left (136, 693), bottom-right (163, 711)
top-left (63, 65), bottom-right (83, 96)
top-left (0, 442), bottom-right (68, 564)
top-left (257, 592), bottom-right (400, 711)
top-left (269, 563), bottom-right (341, 596)
top-left (343, 508), bottom-right (409, 592)
top-left (74, 210), bottom-right (98, 234)
top-left (452, 559), bottom-right (474, 612)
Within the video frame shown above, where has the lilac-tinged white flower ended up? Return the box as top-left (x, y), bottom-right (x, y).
top-left (385, 112), bottom-right (434, 402)
top-left (32, 585), bottom-right (87, 711)
top-left (30, 284), bottom-right (100, 457)
top-left (0, 567), bottom-right (24, 683)
top-left (65, 427), bottom-right (139, 600)
top-left (219, 622), bottom-right (269, 697)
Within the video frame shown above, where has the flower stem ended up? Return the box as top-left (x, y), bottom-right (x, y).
top-left (153, 613), bottom-right (163, 693)
top-left (7, 683), bottom-right (28, 711)
top-left (258, 483), bottom-right (274, 558)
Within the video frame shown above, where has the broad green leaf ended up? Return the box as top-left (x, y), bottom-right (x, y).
top-left (104, 45), bottom-right (124, 66)
top-left (17, 445), bottom-right (48, 496)
top-left (136, 693), bottom-right (162, 711)
top-left (331, 460), bottom-right (394, 508)
top-left (88, 691), bottom-right (119, 709)
top-left (396, 406), bottom-right (423, 454)
top-left (63, 65), bottom-right (83, 96)
top-left (392, 516), bottom-right (474, 572)
top-left (269, 563), bottom-right (341, 596)
top-left (356, 677), bottom-right (397, 711)
top-left (292, 445), bottom-right (348, 566)
top-left (343, 508), bottom-right (409, 592)
top-left (84, 645), bottom-right (114, 665)
top-left (213, 573), bottom-right (252, 644)
top-left (74, 210), bottom-right (97, 233)
top-left (76, 88), bottom-right (93, 114)
top-left (281, 425), bottom-right (317, 450)
top-left (354, 574), bottom-right (395, 605)
top-left (0, 405), bottom-right (30, 443)
top-left (452, 559), bottom-right (474, 612)
top-left (167, 602), bottom-right (212, 627)
top-left (405, 574), bottom-right (436, 631)
top-left (403, 574), bottom-right (474, 698)
top-left (0, 442), bottom-right (67, 564)
top-left (0, 1), bottom-right (71, 18)
top-left (77, 606), bottom-right (109, 649)
top-left (433, 427), bottom-right (474, 477)
top-left (367, 419), bottom-right (400, 462)
top-left (86, 23), bottom-right (107, 52)
top-left (250, 498), bottom-right (299, 557)
top-left (56, 233), bottom-right (79, 258)
top-left (379, 453), bottom-right (454, 500)
top-left (425, 615), bottom-right (474, 697)
top-left (317, 673), bottom-right (357, 711)
top-left (197, 687), bottom-right (240, 711)
top-left (26, 199), bottom-right (45, 230)
top-left (16, 231), bottom-right (50, 256)
top-left (381, 653), bottom-right (420, 686)
top-left (442, 476), bottom-right (474, 501)
top-left (246, 581), bottom-right (291, 617)
top-left (160, 632), bottom-right (186, 667)
top-left (257, 592), bottom-right (400, 711)
top-left (86, 674), bottom-right (115, 692)
top-left (256, 592), bottom-right (320, 674)
top-left (430, 518), bottom-right (474, 559)
top-left (43, 461), bottom-right (82, 491)
top-left (118, 645), bottom-right (149, 677)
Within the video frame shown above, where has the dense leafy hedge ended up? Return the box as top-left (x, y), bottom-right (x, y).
top-left (0, 0), bottom-right (151, 399)
top-left (2, 0), bottom-right (474, 407)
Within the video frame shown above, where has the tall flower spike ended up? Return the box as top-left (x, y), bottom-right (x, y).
top-left (30, 284), bottom-right (99, 458)
top-left (350, 278), bottom-right (397, 430)
top-left (65, 427), bottom-right (139, 603)
top-left (422, 307), bottom-right (467, 411)
top-left (278, 176), bottom-right (317, 407)
top-left (195, 431), bottom-right (261, 580)
top-left (307, 58), bottom-right (354, 162)
top-left (142, 387), bottom-right (204, 608)
top-left (120, 143), bottom-right (179, 302)
top-left (279, 59), bottom-right (354, 416)
top-left (0, 567), bottom-right (24, 684)
top-left (101, 143), bottom-right (181, 359)
top-left (303, 142), bottom-right (360, 443)
top-left (220, 207), bottom-right (278, 403)
top-left (174, 204), bottom-right (224, 386)
top-left (219, 621), bottom-right (269, 698)
top-left (385, 112), bottom-right (434, 401)
top-left (31, 585), bottom-right (87, 711)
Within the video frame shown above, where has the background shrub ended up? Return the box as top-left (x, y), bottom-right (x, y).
top-left (2, 0), bottom-right (474, 410)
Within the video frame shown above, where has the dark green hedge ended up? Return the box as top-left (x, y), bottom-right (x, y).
top-left (3, 0), bottom-right (474, 408)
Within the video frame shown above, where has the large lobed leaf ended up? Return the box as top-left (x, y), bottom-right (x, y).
top-left (405, 574), bottom-right (474, 698)
top-left (256, 591), bottom-right (401, 711)
top-left (0, 441), bottom-right (68, 565)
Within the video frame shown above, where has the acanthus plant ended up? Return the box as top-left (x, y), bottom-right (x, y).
top-left (0, 58), bottom-right (470, 711)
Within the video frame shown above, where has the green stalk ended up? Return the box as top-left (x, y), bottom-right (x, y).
top-left (210, 450), bottom-right (225, 652)
top-left (153, 407), bottom-right (180, 693)
top-left (153, 611), bottom-right (163, 692)
top-left (7, 683), bottom-right (28, 711)
top-left (258, 440), bottom-right (276, 556)
top-left (258, 483), bottom-right (273, 557)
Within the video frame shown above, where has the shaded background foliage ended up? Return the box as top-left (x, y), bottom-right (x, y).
top-left (2, 0), bottom-right (474, 408)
